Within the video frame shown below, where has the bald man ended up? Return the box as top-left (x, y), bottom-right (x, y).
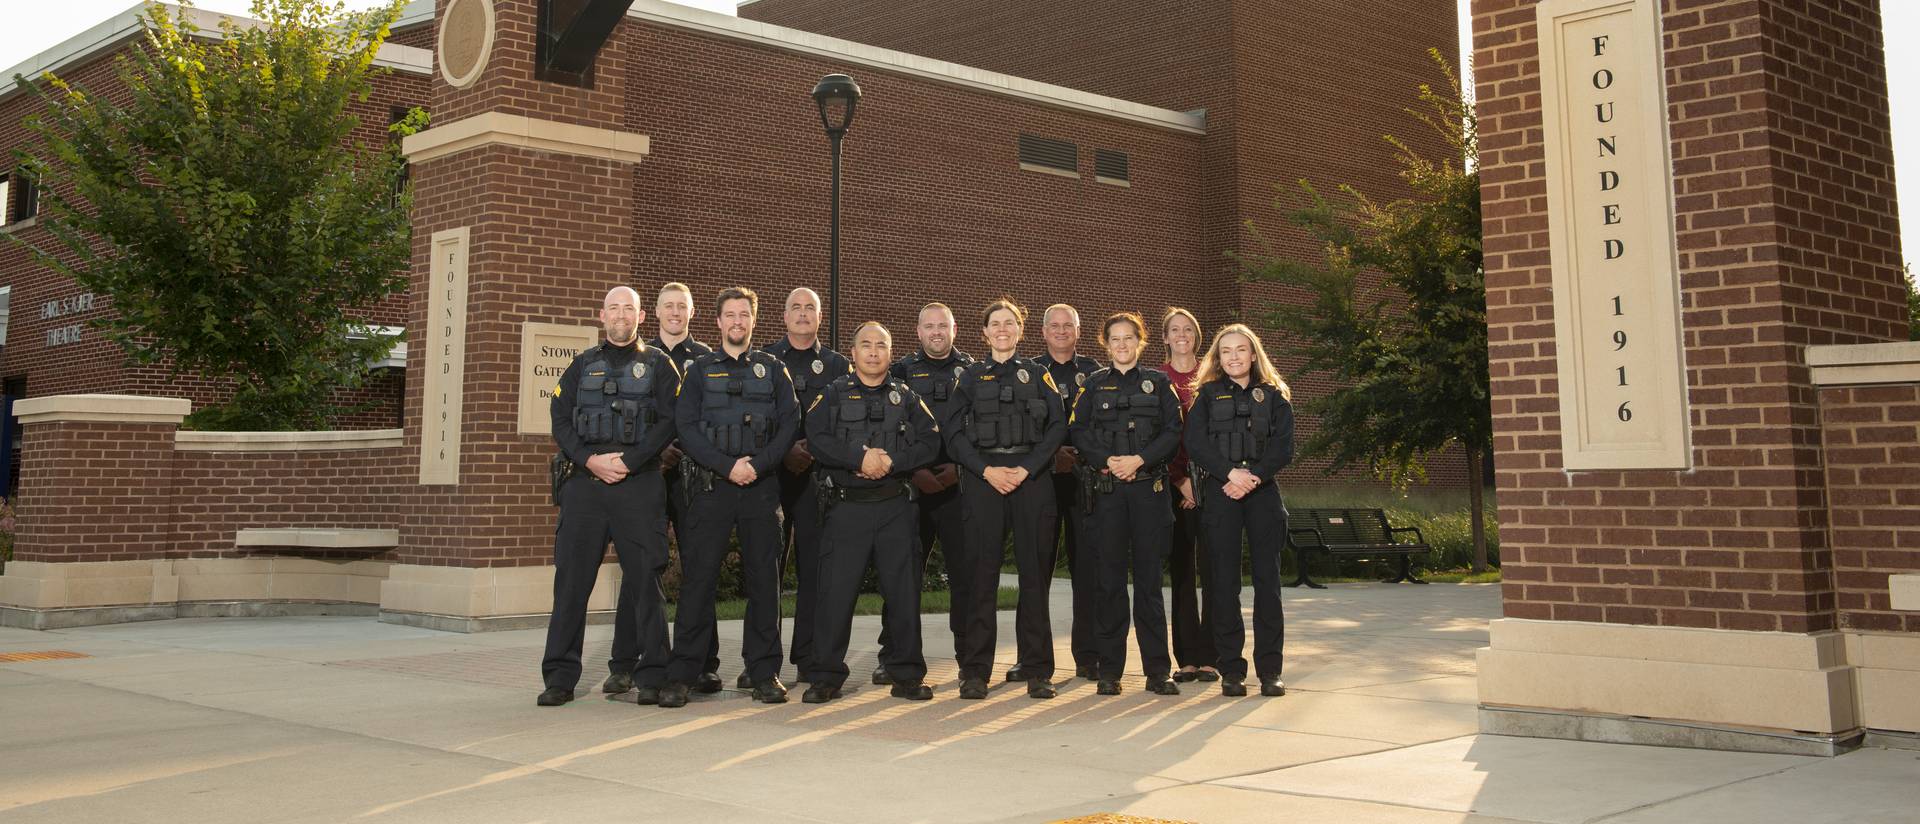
top-left (540, 285), bottom-right (682, 707)
top-left (762, 287), bottom-right (851, 683)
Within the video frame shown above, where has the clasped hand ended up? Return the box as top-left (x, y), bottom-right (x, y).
top-left (586, 453), bottom-right (629, 484)
top-left (983, 465), bottom-right (1029, 495)
top-left (1223, 467), bottom-right (1261, 500)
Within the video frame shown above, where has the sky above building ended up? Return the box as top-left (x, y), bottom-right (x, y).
top-left (4, 0), bottom-right (1918, 271)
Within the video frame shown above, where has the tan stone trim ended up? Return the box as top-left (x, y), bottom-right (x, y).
top-left (13, 394), bottom-right (190, 426)
top-left (0, 560), bottom-right (178, 610)
top-left (1478, 618), bottom-right (1856, 734)
top-left (1094, 175), bottom-right (1132, 188)
top-left (0, 558), bottom-right (390, 615)
top-left (234, 528), bottom-right (399, 549)
top-left (1891, 574), bottom-right (1920, 612)
top-left (1018, 162), bottom-right (1081, 180)
top-left (435, 0), bottom-right (494, 89)
top-left (175, 429), bottom-right (404, 452)
top-left (0, 215), bottom-right (41, 236)
top-left (1845, 631), bottom-right (1920, 735)
top-left (625, 1), bottom-right (1207, 135)
top-left (401, 112), bottom-right (652, 165)
top-left (379, 562), bottom-right (620, 620)
top-left (1808, 341), bottom-right (1920, 386)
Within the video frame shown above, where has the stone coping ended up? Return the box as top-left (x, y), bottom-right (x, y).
top-left (0, 2), bottom-right (431, 103)
top-left (176, 428), bottom-right (404, 452)
top-left (234, 528), bottom-right (400, 549)
top-left (1807, 340), bottom-right (1920, 386)
top-left (402, 111), bottom-right (651, 165)
top-left (13, 394), bottom-right (190, 426)
top-left (625, 0), bottom-right (1208, 135)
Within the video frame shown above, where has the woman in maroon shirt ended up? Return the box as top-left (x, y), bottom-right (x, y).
top-left (1160, 307), bottom-right (1218, 683)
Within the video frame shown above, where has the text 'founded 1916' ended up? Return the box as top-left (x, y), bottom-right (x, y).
top-left (1537, 0), bottom-right (1691, 470)
top-left (420, 226), bottom-right (470, 485)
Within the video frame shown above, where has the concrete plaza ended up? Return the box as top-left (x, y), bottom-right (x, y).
top-left (0, 581), bottom-right (1914, 823)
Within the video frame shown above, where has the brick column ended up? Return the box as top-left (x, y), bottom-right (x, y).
top-left (378, 0), bottom-right (648, 630)
top-left (1472, 0), bottom-right (1910, 754)
top-left (0, 395), bottom-right (186, 628)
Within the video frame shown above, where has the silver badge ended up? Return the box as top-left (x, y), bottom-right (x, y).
top-left (1252, 387), bottom-right (1266, 403)
top-left (631, 363), bottom-right (646, 379)
top-left (953, 365), bottom-right (965, 379)
top-left (753, 363), bottom-right (767, 379)
top-left (1141, 379), bottom-right (1154, 394)
top-left (811, 360), bottom-right (824, 374)
top-left (1075, 372), bottom-right (1086, 387)
top-left (889, 390), bottom-right (902, 405)
top-left (1016, 369), bottom-right (1030, 384)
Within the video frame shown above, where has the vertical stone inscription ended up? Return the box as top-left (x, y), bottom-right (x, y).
top-left (421, 227), bottom-right (470, 485)
top-left (1538, 0), bottom-right (1690, 470)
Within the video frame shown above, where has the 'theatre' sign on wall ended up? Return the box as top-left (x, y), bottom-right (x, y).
top-left (1537, 0), bottom-right (1691, 470)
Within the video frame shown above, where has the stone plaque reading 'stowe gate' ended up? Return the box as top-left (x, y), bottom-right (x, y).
top-left (1537, 0), bottom-right (1691, 470)
top-left (519, 322), bottom-right (599, 435)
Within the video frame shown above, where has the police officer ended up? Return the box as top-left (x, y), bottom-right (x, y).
top-left (660, 287), bottom-right (800, 708)
top-left (763, 287), bottom-right (851, 685)
top-left (802, 322), bottom-right (940, 703)
top-left (541, 286), bottom-right (681, 707)
top-left (1069, 312), bottom-right (1183, 697)
top-left (605, 281), bottom-right (719, 697)
top-left (946, 298), bottom-right (1067, 700)
top-left (1029, 303), bottom-right (1102, 683)
top-left (875, 302), bottom-right (973, 686)
top-left (1184, 323), bottom-right (1295, 698)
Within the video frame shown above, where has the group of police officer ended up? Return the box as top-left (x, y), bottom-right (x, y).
top-left (539, 282), bottom-right (1296, 708)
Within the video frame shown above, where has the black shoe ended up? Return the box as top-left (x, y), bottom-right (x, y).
top-left (1172, 669), bottom-right (1198, 683)
top-left (1196, 668), bottom-right (1221, 683)
top-left (891, 682), bottom-right (933, 701)
top-left (658, 682), bottom-right (690, 708)
top-left (752, 677), bottom-right (790, 704)
top-left (1027, 679), bottom-right (1057, 700)
top-left (1004, 666), bottom-right (1026, 683)
top-left (635, 685), bottom-right (661, 706)
top-left (1260, 676), bottom-right (1287, 697)
top-left (801, 683), bottom-right (841, 704)
top-left (736, 672), bottom-right (754, 690)
top-left (871, 667), bottom-right (894, 686)
top-left (1221, 679), bottom-right (1247, 697)
top-left (536, 687), bottom-right (574, 706)
top-left (600, 672), bottom-right (634, 694)
top-left (1096, 679), bottom-right (1121, 696)
top-left (958, 678), bottom-right (989, 700)
top-left (695, 672), bottom-right (723, 694)
top-left (1075, 664), bottom-right (1098, 681)
top-left (1147, 678), bottom-right (1181, 696)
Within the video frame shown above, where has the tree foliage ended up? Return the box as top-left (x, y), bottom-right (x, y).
top-left (1243, 50), bottom-right (1491, 568)
top-left (12, 0), bottom-right (420, 430)
top-left (1905, 262), bottom-right (1918, 342)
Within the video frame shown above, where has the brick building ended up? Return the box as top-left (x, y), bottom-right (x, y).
top-left (0, 0), bottom-right (1465, 493)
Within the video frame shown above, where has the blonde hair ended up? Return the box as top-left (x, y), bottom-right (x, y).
top-left (1193, 323), bottom-right (1291, 401)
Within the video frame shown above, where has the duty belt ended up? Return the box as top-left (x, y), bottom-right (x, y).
top-left (980, 446), bottom-right (1032, 455)
top-left (837, 482), bottom-right (910, 504)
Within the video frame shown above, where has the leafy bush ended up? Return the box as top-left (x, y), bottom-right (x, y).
top-left (0, 497), bottom-right (14, 572)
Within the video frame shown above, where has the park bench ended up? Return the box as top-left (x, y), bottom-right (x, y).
top-left (1285, 507), bottom-right (1431, 588)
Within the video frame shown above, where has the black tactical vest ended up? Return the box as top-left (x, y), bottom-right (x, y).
top-left (574, 353), bottom-right (659, 446)
top-left (1083, 368), bottom-right (1165, 457)
top-left (1204, 381), bottom-right (1276, 465)
top-left (900, 353), bottom-right (970, 404)
top-left (699, 356), bottom-right (780, 456)
top-left (824, 378), bottom-right (915, 484)
top-left (964, 361), bottom-right (1052, 450)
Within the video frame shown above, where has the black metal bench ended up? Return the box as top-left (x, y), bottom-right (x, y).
top-left (1285, 507), bottom-right (1432, 588)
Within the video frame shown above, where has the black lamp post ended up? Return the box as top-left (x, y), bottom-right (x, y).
top-left (811, 73), bottom-right (860, 349)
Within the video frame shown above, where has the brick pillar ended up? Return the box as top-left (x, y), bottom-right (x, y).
top-left (1472, 0), bottom-right (1910, 754)
top-left (378, 0), bottom-right (648, 630)
top-left (0, 395), bottom-right (186, 628)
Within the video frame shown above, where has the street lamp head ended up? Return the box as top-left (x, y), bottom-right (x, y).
top-left (812, 73), bottom-right (862, 138)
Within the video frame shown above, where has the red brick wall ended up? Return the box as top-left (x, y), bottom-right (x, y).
top-left (1477, 0), bottom-right (1908, 631)
top-left (0, 33), bottom-right (427, 429)
top-left (12, 421), bottom-right (178, 563)
top-left (1821, 382), bottom-right (1920, 632)
top-left (742, 0), bottom-right (1467, 489)
top-left (171, 445), bottom-right (410, 561)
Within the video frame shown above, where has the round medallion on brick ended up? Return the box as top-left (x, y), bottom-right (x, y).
top-left (437, 0), bottom-right (494, 89)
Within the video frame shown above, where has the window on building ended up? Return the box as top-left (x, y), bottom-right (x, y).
top-left (0, 174), bottom-right (11, 224)
top-left (1018, 133), bottom-right (1078, 177)
top-left (1, 170), bottom-right (37, 224)
top-left (1094, 149), bottom-right (1130, 186)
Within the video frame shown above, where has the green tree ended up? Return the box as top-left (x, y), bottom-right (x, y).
top-left (1905, 262), bottom-right (1917, 342)
top-left (1243, 50), bottom-right (1492, 571)
top-left (12, 0), bottom-right (419, 430)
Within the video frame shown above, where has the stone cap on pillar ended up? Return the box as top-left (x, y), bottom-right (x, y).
top-left (12, 395), bottom-right (191, 426)
top-left (1808, 341), bottom-right (1920, 386)
top-left (400, 111), bottom-right (651, 165)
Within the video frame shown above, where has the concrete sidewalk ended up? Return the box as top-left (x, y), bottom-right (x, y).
top-left (1, 582), bottom-right (1914, 823)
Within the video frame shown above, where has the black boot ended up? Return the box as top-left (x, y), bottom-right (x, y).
top-left (536, 687), bottom-right (574, 706)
